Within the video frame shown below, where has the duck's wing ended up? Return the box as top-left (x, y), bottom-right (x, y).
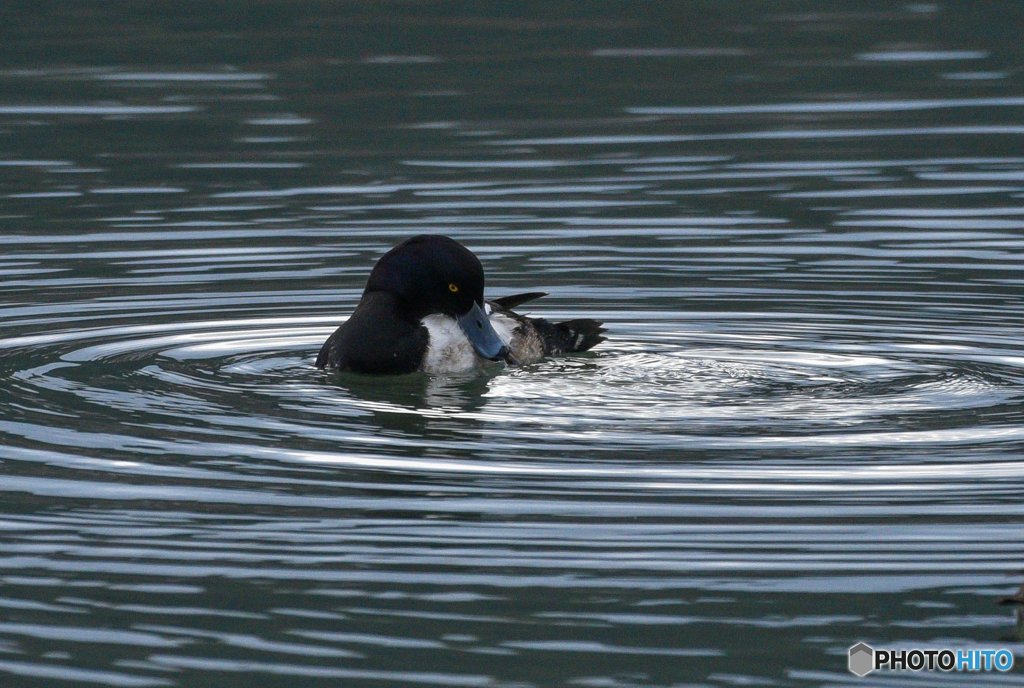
top-left (489, 291), bottom-right (548, 312)
top-left (486, 288), bottom-right (606, 364)
top-left (530, 318), bottom-right (606, 355)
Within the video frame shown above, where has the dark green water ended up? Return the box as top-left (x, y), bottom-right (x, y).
top-left (2, 2), bottom-right (1024, 686)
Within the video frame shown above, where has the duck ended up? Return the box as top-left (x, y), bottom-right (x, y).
top-left (315, 234), bottom-right (605, 374)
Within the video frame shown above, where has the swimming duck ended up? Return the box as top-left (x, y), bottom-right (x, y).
top-left (315, 234), bottom-right (605, 374)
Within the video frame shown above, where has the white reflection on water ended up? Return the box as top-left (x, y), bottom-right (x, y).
top-left (496, 127), bottom-right (1024, 146)
top-left (96, 72), bottom-right (271, 82)
top-left (0, 105), bottom-right (199, 114)
top-left (630, 96), bottom-right (1024, 115)
top-left (856, 50), bottom-right (989, 61)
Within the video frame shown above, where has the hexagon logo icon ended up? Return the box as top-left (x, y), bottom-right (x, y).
top-left (848, 642), bottom-right (875, 677)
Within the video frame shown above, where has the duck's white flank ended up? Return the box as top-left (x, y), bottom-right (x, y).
top-left (419, 314), bottom-right (482, 373)
top-left (419, 311), bottom-right (531, 373)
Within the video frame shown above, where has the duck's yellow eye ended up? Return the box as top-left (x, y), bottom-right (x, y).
top-left (448, 283), bottom-right (459, 293)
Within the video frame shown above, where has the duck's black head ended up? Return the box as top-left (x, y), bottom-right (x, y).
top-left (365, 234), bottom-right (484, 319)
top-left (364, 235), bottom-right (509, 362)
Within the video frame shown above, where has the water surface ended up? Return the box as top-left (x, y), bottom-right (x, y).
top-left (2, 2), bottom-right (1024, 686)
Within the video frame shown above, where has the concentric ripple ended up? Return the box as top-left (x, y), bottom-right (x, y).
top-left (4, 304), bottom-right (1023, 496)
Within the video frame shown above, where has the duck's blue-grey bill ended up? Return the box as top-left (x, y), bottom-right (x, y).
top-left (456, 301), bottom-right (510, 362)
